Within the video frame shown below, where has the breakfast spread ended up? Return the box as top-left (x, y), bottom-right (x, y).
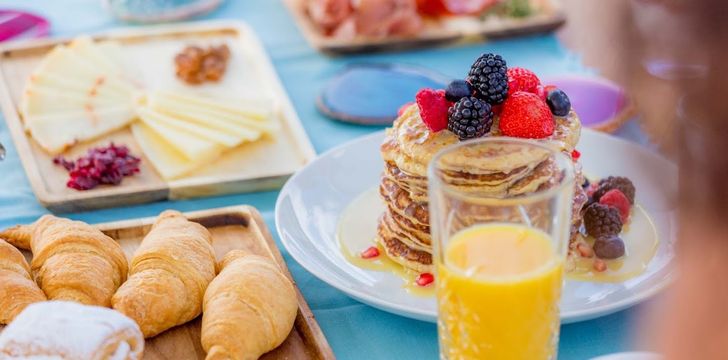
top-left (0, 301), bottom-right (144, 360)
top-left (0, 215), bottom-right (129, 307)
top-left (202, 250), bottom-right (298, 359)
top-left (333, 53), bottom-right (658, 290)
top-left (19, 35), bottom-right (280, 190)
top-left (174, 44), bottom-right (231, 84)
top-left (0, 239), bottom-right (46, 324)
top-left (0, 210), bottom-right (300, 359)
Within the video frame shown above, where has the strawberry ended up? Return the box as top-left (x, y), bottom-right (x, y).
top-left (599, 189), bottom-right (631, 223)
top-left (498, 91), bottom-right (554, 139)
top-left (416, 88), bottom-right (451, 132)
top-left (507, 67), bottom-right (541, 95)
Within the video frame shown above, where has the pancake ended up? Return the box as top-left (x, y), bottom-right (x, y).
top-left (375, 103), bottom-right (586, 273)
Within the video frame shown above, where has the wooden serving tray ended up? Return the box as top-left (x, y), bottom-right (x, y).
top-left (283, 0), bottom-right (566, 54)
top-left (0, 21), bottom-right (316, 212)
top-left (4, 206), bottom-right (335, 360)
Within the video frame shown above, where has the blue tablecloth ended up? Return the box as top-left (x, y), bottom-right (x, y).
top-left (0, 1), bottom-right (652, 358)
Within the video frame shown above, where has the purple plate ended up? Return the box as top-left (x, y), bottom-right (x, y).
top-left (543, 75), bottom-right (634, 132)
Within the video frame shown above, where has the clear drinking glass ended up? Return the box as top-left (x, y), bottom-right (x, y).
top-left (428, 138), bottom-right (575, 360)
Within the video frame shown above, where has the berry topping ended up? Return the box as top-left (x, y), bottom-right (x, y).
top-left (546, 88), bottom-right (572, 117)
top-left (447, 96), bottom-right (493, 140)
top-left (593, 235), bottom-right (626, 259)
top-left (361, 246), bottom-right (380, 259)
top-left (398, 101), bottom-right (414, 116)
top-left (466, 53), bottom-right (508, 105)
top-left (599, 189), bottom-right (631, 223)
top-left (498, 91), bottom-right (554, 139)
top-left (444, 79), bottom-right (473, 102)
top-left (582, 177), bottom-right (591, 189)
top-left (416, 273), bottom-right (434, 287)
top-left (416, 88), bottom-right (451, 132)
top-left (53, 143), bottom-right (141, 191)
top-left (507, 67), bottom-right (541, 95)
top-left (583, 203), bottom-right (623, 239)
top-left (593, 176), bottom-right (636, 204)
top-left (571, 149), bottom-right (581, 161)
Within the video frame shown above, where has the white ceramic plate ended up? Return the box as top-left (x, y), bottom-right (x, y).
top-left (591, 352), bottom-right (662, 360)
top-left (276, 129), bottom-right (677, 323)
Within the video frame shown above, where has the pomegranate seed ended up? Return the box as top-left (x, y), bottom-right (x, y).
top-left (416, 273), bottom-right (434, 287)
top-left (360, 246), bottom-right (380, 259)
top-left (571, 149), bottom-right (581, 161)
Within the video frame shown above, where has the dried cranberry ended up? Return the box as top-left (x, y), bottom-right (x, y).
top-left (54, 143), bottom-right (141, 191)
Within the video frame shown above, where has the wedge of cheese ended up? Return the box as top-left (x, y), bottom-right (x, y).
top-left (131, 123), bottom-right (210, 180)
top-left (20, 37), bottom-right (138, 154)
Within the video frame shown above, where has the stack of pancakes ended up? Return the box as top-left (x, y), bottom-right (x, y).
top-left (377, 104), bottom-right (587, 273)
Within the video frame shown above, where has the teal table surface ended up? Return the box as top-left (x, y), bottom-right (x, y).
top-left (0, 1), bottom-right (653, 358)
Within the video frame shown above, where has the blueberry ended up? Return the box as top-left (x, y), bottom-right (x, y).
top-left (593, 235), bottom-right (625, 259)
top-left (445, 80), bottom-right (473, 102)
top-left (546, 88), bottom-right (571, 117)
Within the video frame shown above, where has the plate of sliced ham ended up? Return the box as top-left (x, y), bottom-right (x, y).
top-left (284, 0), bottom-right (566, 53)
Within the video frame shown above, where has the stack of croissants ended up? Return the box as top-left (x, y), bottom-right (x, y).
top-left (0, 210), bottom-right (298, 360)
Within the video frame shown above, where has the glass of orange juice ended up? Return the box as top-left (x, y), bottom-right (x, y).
top-left (428, 138), bottom-right (575, 360)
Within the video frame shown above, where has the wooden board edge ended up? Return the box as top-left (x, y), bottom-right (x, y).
top-left (247, 207), bottom-right (336, 360)
top-left (281, 0), bottom-right (566, 54)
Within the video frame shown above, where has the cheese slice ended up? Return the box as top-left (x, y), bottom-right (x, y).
top-left (68, 36), bottom-right (124, 75)
top-left (131, 123), bottom-right (209, 180)
top-left (155, 91), bottom-right (275, 121)
top-left (137, 109), bottom-right (224, 162)
top-left (150, 93), bottom-right (279, 134)
top-left (136, 107), bottom-right (247, 147)
top-left (25, 105), bottom-right (136, 154)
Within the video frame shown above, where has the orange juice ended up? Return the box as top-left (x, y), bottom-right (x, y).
top-left (436, 224), bottom-right (564, 360)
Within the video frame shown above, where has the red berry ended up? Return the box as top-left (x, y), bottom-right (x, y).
top-left (599, 189), bottom-right (631, 223)
top-left (416, 88), bottom-right (450, 132)
top-left (572, 149), bottom-right (581, 161)
top-left (398, 101), bottom-right (414, 117)
top-left (491, 104), bottom-right (503, 115)
top-left (498, 92), bottom-right (554, 139)
top-left (361, 246), bottom-right (380, 259)
top-left (507, 67), bottom-right (541, 95)
top-left (415, 273), bottom-right (434, 287)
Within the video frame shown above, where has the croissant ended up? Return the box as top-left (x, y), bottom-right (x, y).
top-left (0, 239), bottom-right (46, 324)
top-left (0, 215), bottom-right (128, 307)
top-left (0, 301), bottom-right (144, 359)
top-left (202, 250), bottom-right (297, 360)
top-left (112, 210), bottom-right (216, 338)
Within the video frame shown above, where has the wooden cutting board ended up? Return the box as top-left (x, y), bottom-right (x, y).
top-left (283, 0), bottom-right (566, 54)
top-left (4, 206), bottom-right (335, 360)
top-left (0, 21), bottom-right (316, 212)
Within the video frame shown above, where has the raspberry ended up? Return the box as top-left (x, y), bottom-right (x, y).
top-left (507, 67), bottom-right (540, 95)
top-left (583, 203), bottom-right (623, 238)
top-left (594, 176), bottom-right (636, 204)
top-left (571, 149), bottom-right (581, 161)
top-left (416, 88), bottom-right (450, 132)
top-left (599, 189), bottom-right (631, 223)
top-left (498, 91), bottom-right (554, 139)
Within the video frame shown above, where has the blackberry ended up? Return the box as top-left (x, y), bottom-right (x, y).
top-left (593, 176), bottom-right (636, 204)
top-left (584, 203), bottom-right (623, 238)
top-left (447, 96), bottom-right (493, 140)
top-left (445, 80), bottom-right (473, 102)
top-left (466, 53), bottom-right (509, 105)
top-left (593, 235), bottom-right (626, 259)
